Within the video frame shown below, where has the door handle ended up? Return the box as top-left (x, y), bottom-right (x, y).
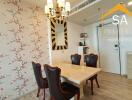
top-left (115, 44), bottom-right (118, 47)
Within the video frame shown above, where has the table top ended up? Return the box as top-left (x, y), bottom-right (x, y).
top-left (52, 63), bottom-right (101, 84)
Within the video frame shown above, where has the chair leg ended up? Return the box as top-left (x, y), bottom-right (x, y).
top-left (37, 87), bottom-right (40, 97)
top-left (91, 80), bottom-right (94, 95)
top-left (77, 92), bottom-right (80, 100)
top-left (95, 77), bottom-right (100, 88)
top-left (86, 80), bottom-right (88, 84)
top-left (43, 89), bottom-right (45, 100)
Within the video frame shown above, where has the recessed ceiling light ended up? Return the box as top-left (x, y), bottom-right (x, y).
top-left (128, 1), bottom-right (132, 6)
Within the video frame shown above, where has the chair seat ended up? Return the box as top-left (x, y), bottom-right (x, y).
top-left (40, 78), bottom-right (48, 88)
top-left (61, 82), bottom-right (80, 99)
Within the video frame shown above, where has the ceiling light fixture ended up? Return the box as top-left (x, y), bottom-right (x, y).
top-left (45, 0), bottom-right (71, 20)
top-left (128, 1), bottom-right (132, 6)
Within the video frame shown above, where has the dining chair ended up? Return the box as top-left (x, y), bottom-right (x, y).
top-left (71, 54), bottom-right (81, 65)
top-left (85, 54), bottom-right (100, 95)
top-left (44, 64), bottom-right (80, 100)
top-left (32, 62), bottom-right (48, 100)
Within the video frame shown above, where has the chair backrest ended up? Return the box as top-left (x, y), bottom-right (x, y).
top-left (71, 54), bottom-right (81, 65)
top-left (85, 54), bottom-right (98, 68)
top-left (44, 64), bottom-right (66, 100)
top-left (32, 62), bottom-right (43, 88)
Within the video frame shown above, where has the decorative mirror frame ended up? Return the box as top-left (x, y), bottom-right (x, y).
top-left (50, 18), bottom-right (68, 50)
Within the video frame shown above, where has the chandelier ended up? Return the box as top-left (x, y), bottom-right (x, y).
top-left (45, 0), bottom-right (71, 20)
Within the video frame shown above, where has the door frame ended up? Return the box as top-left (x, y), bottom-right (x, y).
top-left (96, 22), bottom-right (122, 75)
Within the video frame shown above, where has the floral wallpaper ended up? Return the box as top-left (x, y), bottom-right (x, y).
top-left (0, 0), bottom-right (50, 99)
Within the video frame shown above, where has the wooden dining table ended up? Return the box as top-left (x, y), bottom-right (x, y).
top-left (52, 63), bottom-right (101, 99)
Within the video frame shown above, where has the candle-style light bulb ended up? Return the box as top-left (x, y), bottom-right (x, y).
top-left (66, 2), bottom-right (70, 12)
top-left (57, 0), bottom-right (65, 7)
top-left (45, 5), bottom-right (49, 14)
top-left (47, 0), bottom-right (53, 8)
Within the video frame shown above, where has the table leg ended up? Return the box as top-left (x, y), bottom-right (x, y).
top-left (80, 84), bottom-right (84, 98)
top-left (70, 84), bottom-right (84, 100)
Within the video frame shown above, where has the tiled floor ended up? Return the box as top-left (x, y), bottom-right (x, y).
top-left (18, 72), bottom-right (132, 100)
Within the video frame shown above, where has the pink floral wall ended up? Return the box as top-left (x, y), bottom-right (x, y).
top-left (0, 0), bottom-right (50, 99)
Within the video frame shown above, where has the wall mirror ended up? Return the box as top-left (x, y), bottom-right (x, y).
top-left (51, 18), bottom-right (68, 50)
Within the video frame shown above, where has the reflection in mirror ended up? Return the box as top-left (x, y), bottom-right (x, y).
top-left (51, 19), bottom-right (68, 50)
top-left (56, 24), bottom-right (65, 45)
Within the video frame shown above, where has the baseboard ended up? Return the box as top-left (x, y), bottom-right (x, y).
top-left (122, 74), bottom-right (127, 77)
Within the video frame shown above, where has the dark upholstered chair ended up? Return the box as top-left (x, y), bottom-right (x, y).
top-left (44, 64), bottom-right (80, 100)
top-left (32, 62), bottom-right (48, 100)
top-left (71, 54), bottom-right (81, 65)
top-left (85, 54), bottom-right (100, 95)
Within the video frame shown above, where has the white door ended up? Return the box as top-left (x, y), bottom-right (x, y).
top-left (98, 23), bottom-right (121, 74)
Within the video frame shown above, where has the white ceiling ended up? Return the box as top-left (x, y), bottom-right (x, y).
top-left (68, 0), bottom-right (132, 26)
top-left (23, 0), bottom-right (82, 9)
top-left (23, 0), bottom-right (132, 26)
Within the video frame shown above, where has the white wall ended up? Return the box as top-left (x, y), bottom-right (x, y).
top-left (84, 16), bottom-right (132, 75)
top-left (51, 22), bottom-right (83, 63)
top-left (83, 24), bottom-right (98, 54)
